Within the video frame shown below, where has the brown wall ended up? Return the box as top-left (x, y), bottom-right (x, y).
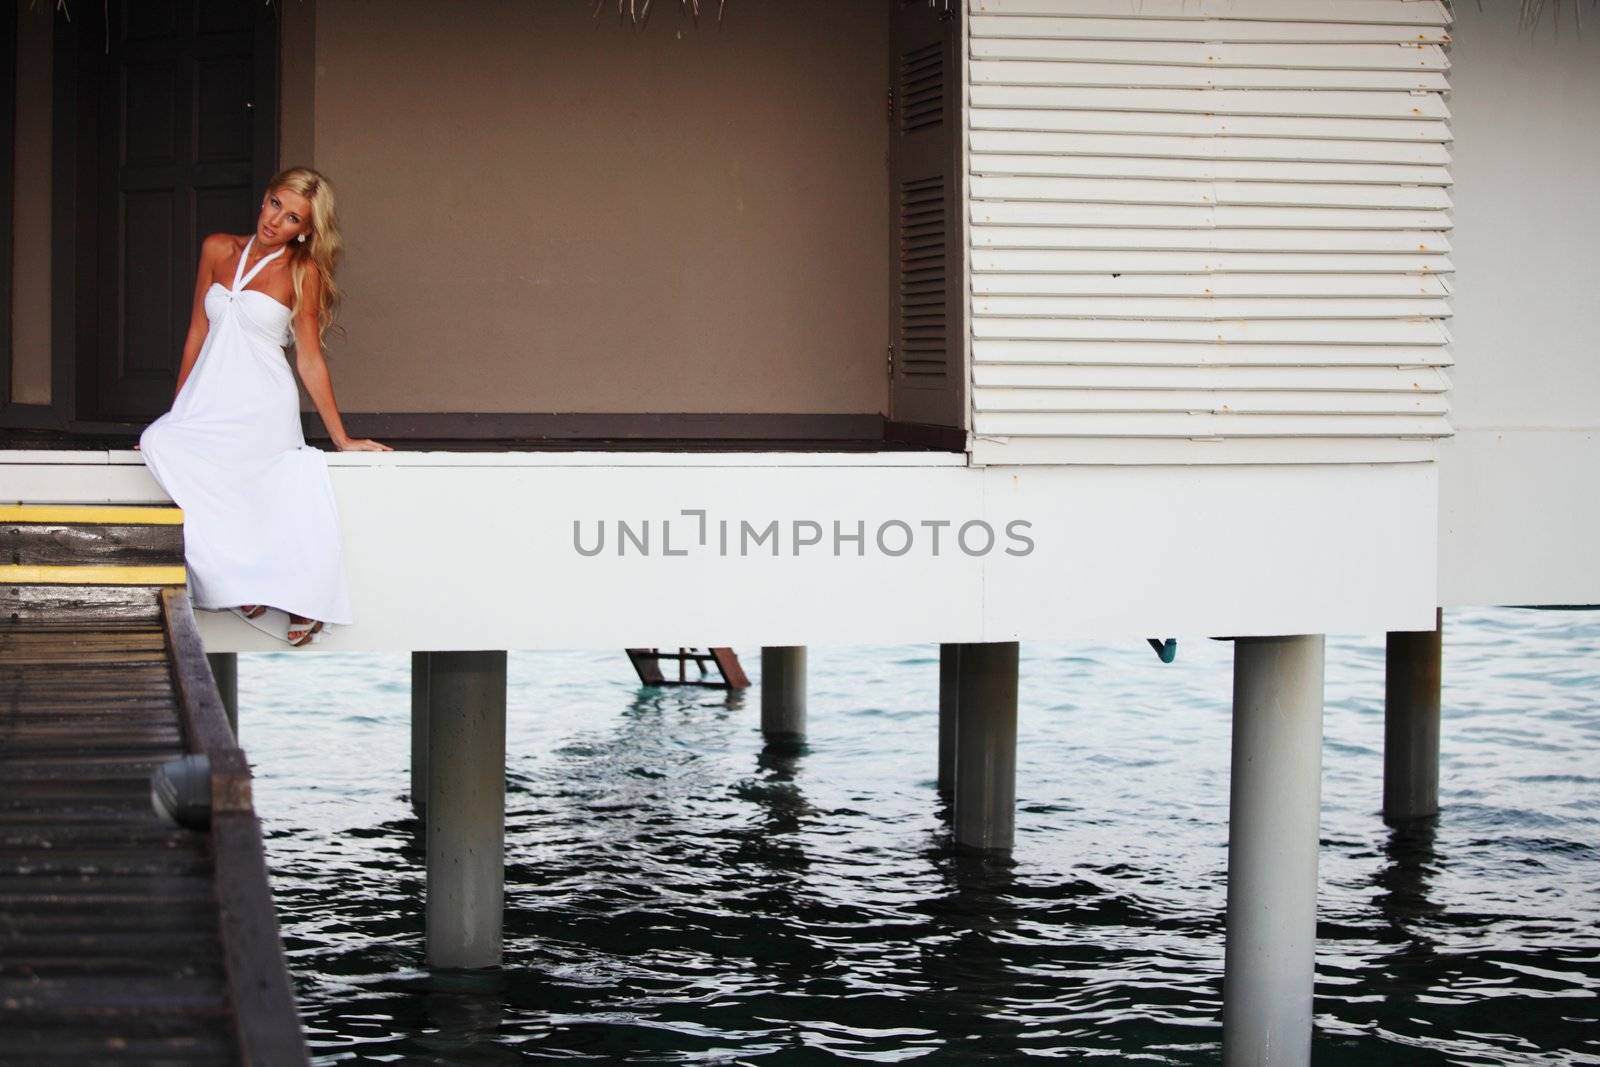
top-left (10, 0), bottom-right (52, 405)
top-left (304, 0), bottom-right (890, 415)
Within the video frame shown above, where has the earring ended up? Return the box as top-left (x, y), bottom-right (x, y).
top-left (297, 233), bottom-right (306, 243)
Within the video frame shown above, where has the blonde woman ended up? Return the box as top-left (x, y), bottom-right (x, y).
top-left (138, 167), bottom-right (390, 646)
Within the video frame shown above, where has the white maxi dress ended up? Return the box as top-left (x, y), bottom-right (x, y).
top-left (139, 235), bottom-right (355, 629)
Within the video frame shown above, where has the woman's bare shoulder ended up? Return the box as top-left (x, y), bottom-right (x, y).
top-left (200, 232), bottom-right (241, 264)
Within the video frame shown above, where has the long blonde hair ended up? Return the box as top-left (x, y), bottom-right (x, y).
top-left (268, 166), bottom-right (345, 350)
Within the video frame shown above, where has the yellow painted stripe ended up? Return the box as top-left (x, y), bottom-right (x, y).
top-left (0, 504), bottom-right (184, 525)
top-left (0, 564), bottom-right (187, 585)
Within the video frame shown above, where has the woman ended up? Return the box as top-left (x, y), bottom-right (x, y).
top-left (138, 166), bottom-right (390, 646)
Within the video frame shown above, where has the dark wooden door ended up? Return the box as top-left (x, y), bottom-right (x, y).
top-left (887, 0), bottom-right (963, 435)
top-left (77, 0), bottom-right (278, 422)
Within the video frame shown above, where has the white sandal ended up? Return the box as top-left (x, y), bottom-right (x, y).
top-left (231, 604), bottom-right (283, 640)
top-left (287, 616), bottom-right (325, 646)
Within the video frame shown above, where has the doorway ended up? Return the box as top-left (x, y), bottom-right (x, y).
top-left (61, 0), bottom-right (278, 423)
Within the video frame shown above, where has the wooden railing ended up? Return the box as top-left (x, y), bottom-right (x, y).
top-left (160, 586), bottom-right (311, 1067)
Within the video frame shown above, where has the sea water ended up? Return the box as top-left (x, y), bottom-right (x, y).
top-left (242, 607), bottom-right (1600, 1064)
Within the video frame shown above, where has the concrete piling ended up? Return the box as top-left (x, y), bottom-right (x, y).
top-left (938, 643), bottom-right (960, 797)
top-left (411, 651), bottom-right (430, 819)
top-left (205, 651), bottom-right (238, 739)
top-left (424, 650), bottom-right (507, 971)
top-left (1222, 634), bottom-right (1325, 1067)
top-left (952, 641), bottom-right (1019, 851)
top-left (1384, 608), bottom-right (1443, 823)
top-left (760, 646), bottom-right (807, 741)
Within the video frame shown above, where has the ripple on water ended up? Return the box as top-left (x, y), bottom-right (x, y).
top-left (241, 609), bottom-right (1600, 1064)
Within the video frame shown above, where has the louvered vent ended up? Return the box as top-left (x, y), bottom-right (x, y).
top-left (898, 40), bottom-right (944, 135)
top-left (899, 175), bottom-right (947, 381)
top-left (965, 0), bottom-right (1456, 466)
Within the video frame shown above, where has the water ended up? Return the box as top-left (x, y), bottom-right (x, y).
top-left (242, 608), bottom-right (1600, 1064)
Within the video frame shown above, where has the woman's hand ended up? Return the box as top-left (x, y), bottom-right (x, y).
top-left (335, 437), bottom-right (394, 452)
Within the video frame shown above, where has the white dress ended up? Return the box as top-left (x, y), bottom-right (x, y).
top-left (139, 235), bottom-right (355, 628)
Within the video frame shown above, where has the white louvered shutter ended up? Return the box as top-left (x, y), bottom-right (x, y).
top-left (966, 0), bottom-right (1454, 465)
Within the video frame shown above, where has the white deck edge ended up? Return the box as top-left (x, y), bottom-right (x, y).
top-left (0, 448), bottom-right (972, 469)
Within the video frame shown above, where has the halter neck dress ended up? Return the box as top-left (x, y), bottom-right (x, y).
top-left (139, 234), bottom-right (355, 631)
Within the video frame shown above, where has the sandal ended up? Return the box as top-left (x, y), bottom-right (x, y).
top-left (287, 614), bottom-right (325, 647)
top-left (238, 603), bottom-right (268, 619)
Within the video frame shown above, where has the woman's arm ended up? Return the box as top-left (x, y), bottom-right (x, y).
top-left (291, 266), bottom-right (392, 452)
top-left (172, 234), bottom-right (229, 401)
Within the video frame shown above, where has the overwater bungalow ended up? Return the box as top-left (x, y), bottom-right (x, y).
top-left (1, 1), bottom-right (1594, 1063)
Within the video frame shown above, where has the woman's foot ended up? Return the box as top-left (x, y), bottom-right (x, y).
top-left (239, 603), bottom-right (268, 619)
top-left (287, 613), bottom-right (324, 646)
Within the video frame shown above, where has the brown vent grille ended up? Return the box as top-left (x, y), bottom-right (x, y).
top-left (897, 41), bottom-right (944, 135)
top-left (898, 175), bottom-right (947, 381)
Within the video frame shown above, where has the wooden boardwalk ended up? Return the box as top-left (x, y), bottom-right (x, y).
top-left (0, 504), bottom-right (308, 1064)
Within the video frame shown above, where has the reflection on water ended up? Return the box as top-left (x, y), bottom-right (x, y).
top-left (244, 609), bottom-right (1600, 1064)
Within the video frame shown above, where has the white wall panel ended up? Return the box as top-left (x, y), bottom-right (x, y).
top-left (967, 0), bottom-right (1455, 465)
top-left (1437, 3), bottom-right (1600, 606)
top-left (0, 451), bottom-right (1439, 649)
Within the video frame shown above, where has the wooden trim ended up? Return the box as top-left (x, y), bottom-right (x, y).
top-left (0, 401), bottom-right (60, 429)
top-left (0, 6), bottom-right (15, 412)
top-left (255, 0), bottom-right (281, 194)
top-left (47, 5), bottom-right (81, 432)
top-left (302, 410), bottom-right (890, 442)
top-left (2, 9), bottom-right (71, 431)
top-left (1, 409), bottom-right (973, 451)
top-left (884, 418), bottom-right (967, 451)
top-left (278, 0), bottom-right (315, 166)
top-left (4, 410), bottom-right (970, 451)
top-left (159, 586), bottom-right (311, 1067)
top-left (160, 588), bottom-right (250, 809)
top-left (211, 810), bottom-right (314, 1066)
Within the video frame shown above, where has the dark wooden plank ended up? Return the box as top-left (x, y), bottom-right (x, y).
top-left (0, 559), bottom-right (304, 1063)
top-left (1, 649), bottom-right (169, 665)
top-left (0, 678), bottom-right (175, 692)
top-left (0, 585), bottom-right (165, 625)
top-left (0, 850), bottom-right (213, 878)
top-left (0, 975), bottom-right (230, 1015)
top-left (0, 756), bottom-right (186, 780)
top-left (0, 671), bottom-right (173, 683)
top-left (0, 697), bottom-right (176, 711)
top-left (0, 629), bottom-right (167, 648)
top-left (0, 617), bottom-right (167, 633)
top-left (0, 800), bottom-right (166, 821)
top-left (1, 523), bottom-right (184, 567)
top-left (0, 795), bottom-right (171, 819)
top-left (1, 668), bottom-right (173, 680)
top-left (0, 905), bottom-right (218, 935)
top-left (159, 588), bottom-right (310, 1064)
top-left (0, 823), bottom-right (198, 848)
top-left (0, 873), bottom-right (216, 906)
top-left (0, 808), bottom-right (169, 827)
top-left (159, 590), bottom-right (239, 771)
top-left (0, 683), bottom-right (175, 698)
top-left (1, 950), bottom-right (226, 980)
top-left (209, 811), bottom-right (307, 1066)
top-left (0, 933), bottom-right (228, 978)
top-left (0, 1026), bottom-right (234, 1062)
top-left (0, 718), bottom-right (181, 734)
top-left (0, 723), bottom-right (181, 738)
top-left (3, 650), bottom-right (168, 664)
top-left (0, 779), bottom-right (161, 802)
top-left (0, 740), bottom-right (183, 757)
top-left (2, 685), bottom-right (178, 700)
